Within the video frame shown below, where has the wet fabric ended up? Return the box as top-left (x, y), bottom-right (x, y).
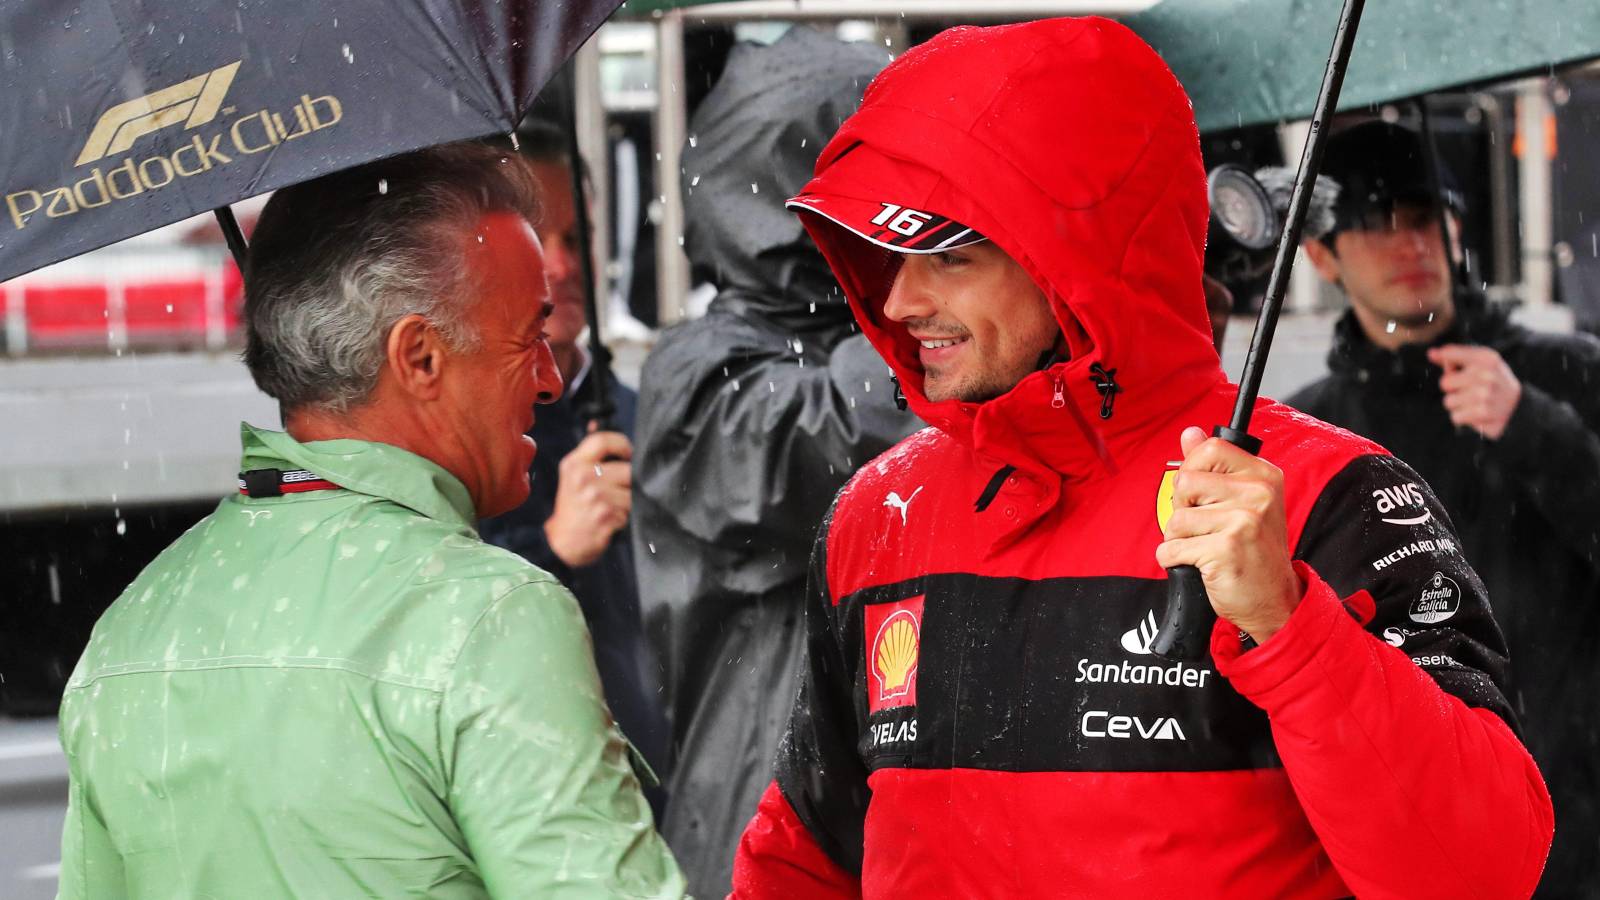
top-left (733, 16), bottom-right (1552, 898)
top-left (630, 27), bottom-right (911, 899)
top-left (479, 371), bottom-right (672, 816)
top-left (58, 423), bottom-right (684, 899)
top-left (1289, 296), bottom-right (1600, 897)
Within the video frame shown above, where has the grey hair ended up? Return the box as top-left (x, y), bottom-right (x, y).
top-left (243, 142), bottom-right (542, 414)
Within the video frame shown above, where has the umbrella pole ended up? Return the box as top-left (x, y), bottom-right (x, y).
top-left (1414, 98), bottom-right (1471, 301)
top-left (214, 207), bottom-right (248, 272)
top-left (1150, 0), bottom-right (1368, 661)
top-left (561, 66), bottom-right (615, 431)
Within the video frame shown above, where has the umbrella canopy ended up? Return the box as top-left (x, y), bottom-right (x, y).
top-left (1128, 0), bottom-right (1600, 133)
top-left (0, 0), bottom-right (620, 283)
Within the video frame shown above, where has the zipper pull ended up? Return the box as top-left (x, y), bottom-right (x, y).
top-left (1051, 374), bottom-right (1066, 409)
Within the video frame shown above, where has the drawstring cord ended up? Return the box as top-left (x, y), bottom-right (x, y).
top-left (1088, 362), bottom-right (1121, 419)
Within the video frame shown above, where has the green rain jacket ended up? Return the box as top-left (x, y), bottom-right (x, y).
top-left (57, 424), bottom-right (685, 899)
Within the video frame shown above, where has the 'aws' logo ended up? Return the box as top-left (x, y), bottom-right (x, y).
top-left (76, 62), bottom-right (242, 166)
top-left (1372, 482), bottom-right (1430, 525)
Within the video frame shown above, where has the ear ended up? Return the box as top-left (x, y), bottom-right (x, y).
top-left (384, 313), bottom-right (447, 401)
top-left (1302, 238), bottom-right (1341, 284)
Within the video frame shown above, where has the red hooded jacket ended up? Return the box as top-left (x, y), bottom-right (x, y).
top-left (731, 17), bottom-right (1551, 900)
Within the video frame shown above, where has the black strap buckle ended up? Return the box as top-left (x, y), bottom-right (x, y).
top-left (241, 468), bottom-right (284, 498)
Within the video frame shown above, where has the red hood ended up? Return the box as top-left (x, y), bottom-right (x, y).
top-left (792, 17), bottom-right (1226, 482)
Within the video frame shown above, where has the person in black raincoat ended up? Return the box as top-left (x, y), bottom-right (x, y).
top-left (1289, 121), bottom-right (1600, 898)
top-left (629, 28), bottom-right (914, 898)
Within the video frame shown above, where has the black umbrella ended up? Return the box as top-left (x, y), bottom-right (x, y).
top-left (0, 0), bottom-right (620, 284)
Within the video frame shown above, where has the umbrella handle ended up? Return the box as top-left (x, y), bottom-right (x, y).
top-left (1149, 425), bottom-right (1261, 661)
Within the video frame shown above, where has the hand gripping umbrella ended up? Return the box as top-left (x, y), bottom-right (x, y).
top-left (1148, 0), bottom-right (1367, 660)
top-left (0, 0), bottom-right (622, 284)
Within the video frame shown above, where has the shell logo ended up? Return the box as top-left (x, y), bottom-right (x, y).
top-left (872, 610), bottom-right (921, 703)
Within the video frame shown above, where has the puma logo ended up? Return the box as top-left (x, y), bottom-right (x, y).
top-left (883, 486), bottom-right (924, 525)
top-left (241, 509), bottom-right (273, 525)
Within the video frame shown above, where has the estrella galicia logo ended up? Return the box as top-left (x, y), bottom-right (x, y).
top-left (1408, 572), bottom-right (1461, 624)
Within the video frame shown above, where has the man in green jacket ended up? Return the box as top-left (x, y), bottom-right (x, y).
top-left (56, 143), bottom-right (686, 898)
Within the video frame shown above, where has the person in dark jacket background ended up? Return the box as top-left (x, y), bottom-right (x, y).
top-left (480, 122), bottom-right (671, 812)
top-left (1290, 120), bottom-right (1600, 898)
top-left (629, 29), bottom-right (914, 898)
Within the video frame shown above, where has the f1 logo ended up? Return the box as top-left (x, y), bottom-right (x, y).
top-left (76, 61), bottom-right (242, 166)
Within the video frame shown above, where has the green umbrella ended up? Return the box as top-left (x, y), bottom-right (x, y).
top-left (1128, 0), bottom-right (1600, 133)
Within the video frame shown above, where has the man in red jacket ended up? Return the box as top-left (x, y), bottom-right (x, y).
top-left (732, 16), bottom-right (1552, 900)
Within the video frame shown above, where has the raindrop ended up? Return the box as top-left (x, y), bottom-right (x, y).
top-left (647, 543), bottom-right (657, 554)
top-left (690, 175), bottom-right (700, 187)
top-left (177, 32), bottom-right (185, 44)
top-left (809, 302), bottom-right (816, 313)
top-left (751, 183), bottom-right (760, 194)
top-left (341, 44), bottom-right (354, 64)
top-left (801, 138), bottom-right (807, 148)
top-left (115, 519), bottom-right (127, 536)
top-left (509, 132), bottom-right (520, 151)
top-left (732, 380), bottom-right (741, 392)
top-left (165, 304), bottom-right (173, 313)
top-left (1385, 321), bottom-right (1397, 334)
top-left (377, 178), bottom-right (388, 195)
top-left (688, 134), bottom-right (698, 148)
top-left (768, 381), bottom-right (775, 393)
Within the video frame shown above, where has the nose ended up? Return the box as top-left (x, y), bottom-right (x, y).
top-left (882, 258), bottom-right (933, 323)
top-left (542, 232), bottom-right (580, 287)
top-left (533, 338), bottom-right (563, 404)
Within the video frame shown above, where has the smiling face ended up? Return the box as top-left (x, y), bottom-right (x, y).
top-left (881, 241), bottom-right (1062, 403)
top-left (440, 211), bottom-right (564, 517)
